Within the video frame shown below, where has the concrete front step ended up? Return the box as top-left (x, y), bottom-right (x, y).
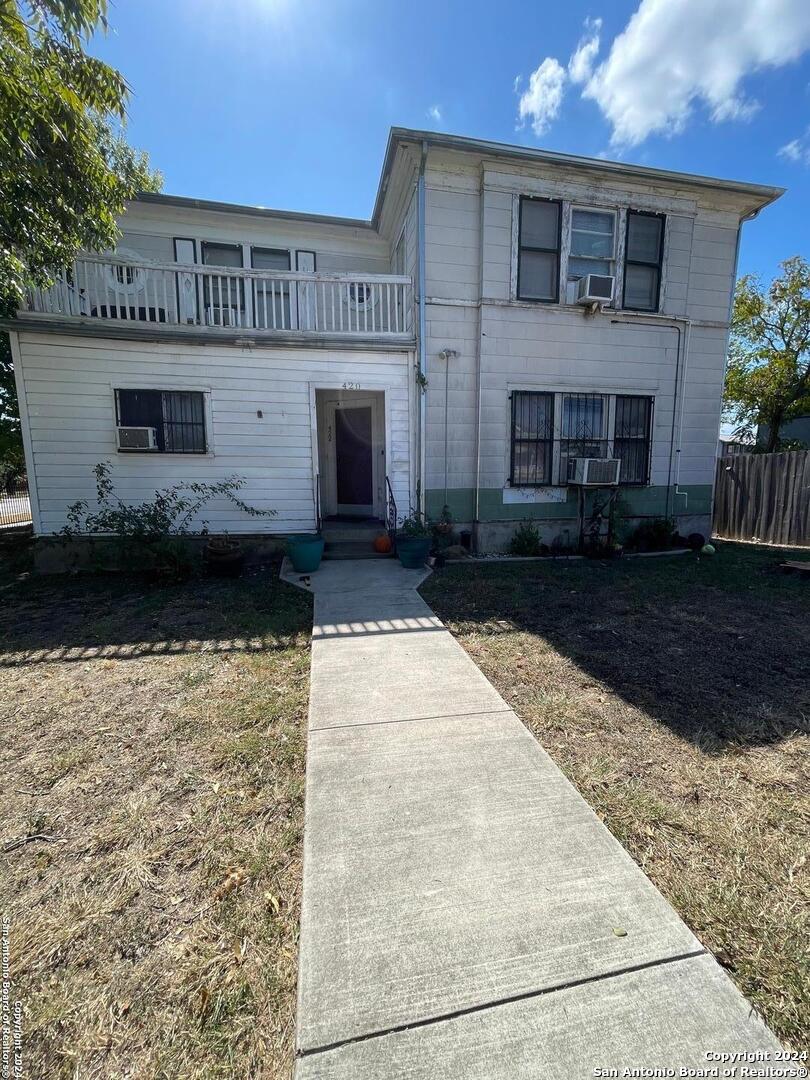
top-left (323, 541), bottom-right (393, 561)
top-left (321, 519), bottom-right (387, 544)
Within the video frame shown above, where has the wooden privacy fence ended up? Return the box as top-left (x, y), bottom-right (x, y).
top-left (713, 450), bottom-right (810, 547)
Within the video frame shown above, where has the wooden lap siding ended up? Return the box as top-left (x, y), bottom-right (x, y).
top-left (17, 332), bottom-right (412, 536)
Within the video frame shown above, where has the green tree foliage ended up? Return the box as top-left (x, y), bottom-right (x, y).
top-left (0, 0), bottom-right (161, 469)
top-left (725, 257), bottom-right (810, 452)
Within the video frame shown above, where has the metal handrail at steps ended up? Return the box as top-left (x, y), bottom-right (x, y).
top-left (385, 476), bottom-right (397, 554)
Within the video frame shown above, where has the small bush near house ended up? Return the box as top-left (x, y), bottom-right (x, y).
top-left (624, 516), bottom-right (677, 553)
top-left (430, 504), bottom-right (456, 551)
top-left (508, 521), bottom-right (544, 557)
top-left (398, 509), bottom-right (432, 538)
top-left (62, 462), bottom-right (275, 581)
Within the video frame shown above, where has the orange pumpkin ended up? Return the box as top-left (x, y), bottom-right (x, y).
top-left (373, 532), bottom-right (393, 553)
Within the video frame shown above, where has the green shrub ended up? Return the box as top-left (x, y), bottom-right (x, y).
top-left (399, 510), bottom-right (431, 538)
top-left (508, 521), bottom-right (543, 556)
top-left (625, 517), bottom-right (676, 553)
top-left (61, 462), bottom-right (275, 582)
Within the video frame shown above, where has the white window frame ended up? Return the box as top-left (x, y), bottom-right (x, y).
top-left (510, 196), bottom-right (666, 310)
top-left (505, 388), bottom-right (653, 488)
top-left (110, 382), bottom-right (214, 457)
top-left (565, 206), bottom-right (618, 286)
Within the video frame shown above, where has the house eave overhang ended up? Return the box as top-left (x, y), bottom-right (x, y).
top-left (1, 315), bottom-right (415, 352)
top-left (109, 130), bottom-right (788, 235)
top-left (372, 128), bottom-right (786, 223)
top-left (132, 192), bottom-right (374, 232)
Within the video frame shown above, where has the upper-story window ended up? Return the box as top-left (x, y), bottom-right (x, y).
top-left (568, 209), bottom-right (616, 281)
top-left (517, 197), bottom-right (561, 303)
top-left (623, 211), bottom-right (665, 312)
top-left (201, 242), bottom-right (244, 325)
top-left (252, 247), bottom-right (291, 329)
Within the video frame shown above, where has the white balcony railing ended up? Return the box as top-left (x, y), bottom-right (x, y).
top-left (25, 254), bottom-right (415, 338)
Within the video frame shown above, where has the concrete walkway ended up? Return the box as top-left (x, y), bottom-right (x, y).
top-left (283, 558), bottom-right (780, 1078)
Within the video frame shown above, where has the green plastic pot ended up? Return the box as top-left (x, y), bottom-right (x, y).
top-left (397, 536), bottom-right (431, 569)
top-left (287, 533), bottom-right (325, 573)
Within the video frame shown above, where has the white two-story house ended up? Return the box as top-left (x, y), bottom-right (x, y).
top-left (4, 128), bottom-right (782, 554)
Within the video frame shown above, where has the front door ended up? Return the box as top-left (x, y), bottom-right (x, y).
top-left (335, 405), bottom-right (373, 514)
top-left (323, 395), bottom-right (382, 518)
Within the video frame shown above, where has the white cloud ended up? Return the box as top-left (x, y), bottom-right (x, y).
top-left (778, 131), bottom-right (810, 163)
top-left (583, 0), bottom-right (810, 147)
top-left (568, 17), bottom-right (602, 84)
top-left (426, 104), bottom-right (442, 123)
top-left (517, 57), bottom-right (567, 135)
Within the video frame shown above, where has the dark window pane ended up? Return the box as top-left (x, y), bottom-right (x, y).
top-left (251, 248), bottom-right (290, 271)
top-left (519, 250), bottom-right (557, 300)
top-left (116, 389), bottom-right (206, 454)
top-left (163, 391), bottom-right (206, 453)
top-left (521, 200), bottom-right (559, 249)
top-left (512, 441), bottom-right (552, 486)
top-left (510, 391), bottom-right (553, 485)
top-left (624, 263), bottom-right (658, 310)
top-left (627, 214), bottom-right (663, 263)
top-left (118, 389), bottom-right (161, 429)
top-left (614, 395), bottom-right (652, 484)
top-left (202, 243), bottom-right (243, 268)
top-left (252, 248), bottom-right (291, 328)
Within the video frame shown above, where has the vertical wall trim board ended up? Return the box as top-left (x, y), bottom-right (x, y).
top-left (9, 330), bottom-right (42, 534)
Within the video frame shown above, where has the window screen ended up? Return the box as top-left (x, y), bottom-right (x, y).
top-left (116, 389), bottom-right (206, 453)
top-left (517, 198), bottom-right (561, 302)
top-left (568, 210), bottom-right (615, 279)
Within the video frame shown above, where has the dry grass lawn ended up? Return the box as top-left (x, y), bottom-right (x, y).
top-left (0, 562), bottom-right (312, 1078)
top-left (421, 543), bottom-right (810, 1050)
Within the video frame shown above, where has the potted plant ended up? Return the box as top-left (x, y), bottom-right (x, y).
top-left (397, 511), bottom-right (432, 569)
top-left (204, 534), bottom-right (245, 577)
top-left (287, 532), bottom-right (325, 573)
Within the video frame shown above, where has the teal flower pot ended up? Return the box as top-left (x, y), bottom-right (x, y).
top-left (287, 533), bottom-right (325, 573)
top-left (397, 536), bottom-right (431, 569)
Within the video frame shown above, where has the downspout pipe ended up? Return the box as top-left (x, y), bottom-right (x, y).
top-left (416, 140), bottom-right (428, 514)
top-left (611, 315), bottom-right (686, 520)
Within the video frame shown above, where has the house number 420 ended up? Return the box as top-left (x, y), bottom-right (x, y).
top-left (342, 382), bottom-right (361, 390)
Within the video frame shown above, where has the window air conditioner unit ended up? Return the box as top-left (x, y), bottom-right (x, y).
top-left (205, 305), bottom-right (240, 327)
top-left (567, 457), bottom-right (621, 486)
top-left (576, 274), bottom-right (614, 305)
top-left (117, 426), bottom-right (158, 451)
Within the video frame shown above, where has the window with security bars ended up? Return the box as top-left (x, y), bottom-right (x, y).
top-left (116, 389), bottom-right (207, 453)
top-left (509, 391), bottom-right (654, 486)
top-left (510, 391), bottom-right (554, 485)
top-left (560, 393), bottom-right (609, 481)
top-left (613, 395), bottom-right (653, 484)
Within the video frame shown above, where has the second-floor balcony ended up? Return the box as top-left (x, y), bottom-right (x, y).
top-left (22, 254), bottom-right (415, 342)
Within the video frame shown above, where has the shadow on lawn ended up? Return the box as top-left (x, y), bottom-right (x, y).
top-left (422, 546), bottom-right (810, 752)
top-left (0, 564), bottom-right (312, 667)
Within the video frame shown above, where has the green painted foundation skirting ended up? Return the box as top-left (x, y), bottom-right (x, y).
top-left (425, 485), bottom-right (713, 523)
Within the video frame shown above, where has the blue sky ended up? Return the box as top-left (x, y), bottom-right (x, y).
top-left (91, 0), bottom-right (810, 280)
